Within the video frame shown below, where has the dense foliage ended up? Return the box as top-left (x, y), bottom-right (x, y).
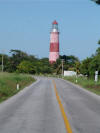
top-left (0, 42), bottom-right (100, 77)
top-left (0, 49), bottom-right (79, 75)
top-left (80, 42), bottom-right (100, 77)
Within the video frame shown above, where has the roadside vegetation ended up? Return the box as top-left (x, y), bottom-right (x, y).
top-left (64, 76), bottom-right (100, 95)
top-left (1, 43), bottom-right (100, 95)
top-left (0, 72), bottom-right (35, 102)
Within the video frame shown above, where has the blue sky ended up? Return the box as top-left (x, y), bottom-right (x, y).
top-left (0, 0), bottom-right (100, 60)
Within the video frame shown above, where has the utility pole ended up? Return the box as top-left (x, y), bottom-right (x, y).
top-left (61, 59), bottom-right (64, 76)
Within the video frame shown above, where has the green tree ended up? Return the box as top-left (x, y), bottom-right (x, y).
top-left (37, 58), bottom-right (52, 74)
top-left (91, 0), bottom-right (100, 4)
top-left (8, 50), bottom-right (29, 72)
top-left (60, 55), bottom-right (79, 71)
top-left (75, 61), bottom-right (81, 74)
top-left (80, 57), bottom-right (93, 77)
top-left (89, 56), bottom-right (100, 76)
top-left (17, 60), bottom-right (36, 74)
top-left (89, 43), bottom-right (100, 76)
top-left (98, 40), bottom-right (100, 44)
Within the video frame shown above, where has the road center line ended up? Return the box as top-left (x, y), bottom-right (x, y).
top-left (53, 80), bottom-right (73, 133)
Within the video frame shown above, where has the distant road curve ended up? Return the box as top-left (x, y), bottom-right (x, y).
top-left (0, 76), bottom-right (100, 133)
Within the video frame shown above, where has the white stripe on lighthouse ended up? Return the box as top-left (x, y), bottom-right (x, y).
top-left (49, 52), bottom-right (59, 61)
top-left (50, 33), bottom-right (59, 43)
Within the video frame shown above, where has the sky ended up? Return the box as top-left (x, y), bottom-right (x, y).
top-left (0, 0), bottom-right (100, 60)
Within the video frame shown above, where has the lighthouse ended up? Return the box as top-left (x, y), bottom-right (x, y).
top-left (49, 20), bottom-right (59, 64)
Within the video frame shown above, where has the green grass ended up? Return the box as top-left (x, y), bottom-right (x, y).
top-left (0, 72), bottom-right (35, 102)
top-left (63, 76), bottom-right (100, 95)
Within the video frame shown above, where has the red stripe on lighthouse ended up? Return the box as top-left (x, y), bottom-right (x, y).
top-left (50, 43), bottom-right (59, 52)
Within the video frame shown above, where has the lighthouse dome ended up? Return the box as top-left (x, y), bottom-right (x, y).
top-left (53, 20), bottom-right (58, 25)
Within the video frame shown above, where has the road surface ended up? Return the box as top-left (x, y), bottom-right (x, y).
top-left (0, 77), bottom-right (100, 133)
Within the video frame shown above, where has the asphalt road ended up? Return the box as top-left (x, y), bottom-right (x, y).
top-left (0, 77), bottom-right (100, 133)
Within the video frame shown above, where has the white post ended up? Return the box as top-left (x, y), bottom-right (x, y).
top-left (76, 74), bottom-right (78, 83)
top-left (1, 50), bottom-right (4, 72)
top-left (95, 71), bottom-right (98, 82)
top-left (61, 59), bottom-right (64, 77)
top-left (17, 84), bottom-right (19, 90)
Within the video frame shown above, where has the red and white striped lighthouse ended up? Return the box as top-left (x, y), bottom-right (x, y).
top-left (49, 20), bottom-right (59, 64)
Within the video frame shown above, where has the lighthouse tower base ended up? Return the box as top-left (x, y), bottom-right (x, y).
top-left (49, 52), bottom-right (59, 64)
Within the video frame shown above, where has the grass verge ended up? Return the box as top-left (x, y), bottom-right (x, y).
top-left (63, 76), bottom-right (100, 95)
top-left (0, 72), bottom-right (35, 102)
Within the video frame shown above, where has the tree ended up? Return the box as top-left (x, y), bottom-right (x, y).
top-left (89, 43), bottom-right (100, 75)
top-left (60, 55), bottom-right (79, 71)
top-left (80, 57), bottom-right (93, 77)
top-left (38, 58), bottom-right (52, 74)
top-left (8, 49), bottom-right (29, 72)
top-left (60, 55), bottom-right (79, 64)
top-left (91, 0), bottom-right (100, 4)
top-left (98, 40), bottom-right (100, 44)
top-left (80, 42), bottom-right (100, 77)
top-left (89, 55), bottom-right (100, 76)
top-left (75, 61), bottom-right (81, 74)
top-left (17, 61), bottom-right (36, 74)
